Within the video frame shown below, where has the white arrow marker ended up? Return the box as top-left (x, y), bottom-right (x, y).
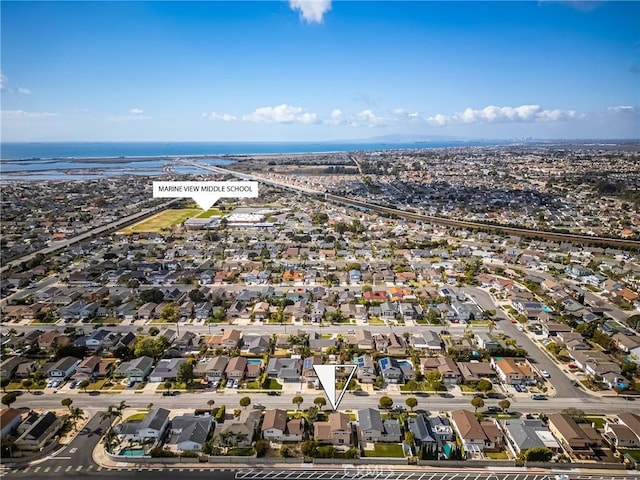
top-left (313, 364), bottom-right (357, 410)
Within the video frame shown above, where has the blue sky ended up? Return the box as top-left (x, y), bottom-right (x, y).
top-left (1, 1), bottom-right (638, 141)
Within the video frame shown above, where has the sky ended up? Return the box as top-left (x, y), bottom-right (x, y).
top-left (1, 1), bottom-right (639, 142)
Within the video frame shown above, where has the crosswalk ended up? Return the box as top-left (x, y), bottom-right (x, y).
top-left (5, 465), bottom-right (236, 475)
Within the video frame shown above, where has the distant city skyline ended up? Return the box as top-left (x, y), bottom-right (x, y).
top-left (1, 1), bottom-right (638, 142)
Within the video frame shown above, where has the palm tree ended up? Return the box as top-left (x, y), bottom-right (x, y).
top-left (69, 407), bottom-right (85, 428)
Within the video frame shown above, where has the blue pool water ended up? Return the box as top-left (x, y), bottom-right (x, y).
top-left (542, 306), bottom-right (552, 313)
top-left (398, 360), bottom-right (412, 368)
top-left (247, 359), bottom-right (262, 365)
top-left (119, 448), bottom-right (145, 457)
top-left (443, 444), bottom-right (453, 458)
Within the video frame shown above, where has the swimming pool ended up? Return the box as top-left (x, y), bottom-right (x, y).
top-left (542, 305), bottom-right (552, 313)
top-left (119, 447), bottom-right (146, 457)
top-left (397, 360), bottom-right (412, 368)
top-left (247, 359), bottom-right (263, 365)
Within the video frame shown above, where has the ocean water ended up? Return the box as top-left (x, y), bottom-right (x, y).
top-left (0, 140), bottom-right (494, 181)
top-left (0, 140), bottom-right (487, 161)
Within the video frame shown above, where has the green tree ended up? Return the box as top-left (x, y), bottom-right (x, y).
top-left (292, 395), bottom-right (304, 410)
top-left (477, 379), bottom-right (493, 393)
top-left (0, 378), bottom-right (9, 393)
top-left (148, 326), bottom-right (160, 337)
top-left (379, 396), bottom-right (393, 409)
top-left (139, 288), bottom-right (164, 304)
top-left (524, 447), bottom-right (553, 462)
top-left (207, 399), bottom-right (215, 412)
top-left (176, 361), bottom-right (195, 386)
top-left (164, 381), bottom-right (173, 393)
top-left (405, 397), bottom-right (418, 411)
top-left (255, 439), bottom-right (269, 457)
top-left (61, 397), bottom-right (73, 411)
top-left (279, 446), bottom-right (292, 458)
top-left (471, 396), bottom-right (485, 412)
top-left (498, 399), bottom-right (511, 413)
top-left (404, 431), bottom-right (416, 446)
top-left (314, 397), bottom-right (327, 410)
top-left (21, 379), bottom-right (33, 392)
top-left (160, 303), bottom-right (178, 323)
top-left (78, 379), bottom-right (90, 392)
top-left (239, 396), bottom-right (251, 409)
top-left (1, 392), bottom-right (17, 407)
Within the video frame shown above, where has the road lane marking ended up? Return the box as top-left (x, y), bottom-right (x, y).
top-left (65, 466), bottom-right (72, 472)
top-left (54, 466), bottom-right (62, 472)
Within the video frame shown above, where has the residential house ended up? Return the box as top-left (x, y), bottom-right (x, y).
top-left (266, 357), bottom-right (301, 383)
top-left (357, 408), bottom-right (402, 443)
top-left (354, 330), bottom-right (374, 350)
top-left (491, 358), bottom-right (538, 385)
top-left (547, 413), bottom-right (601, 457)
top-left (194, 356), bottom-right (229, 382)
top-left (14, 411), bottom-right (63, 451)
top-left (411, 331), bottom-right (442, 351)
top-left (420, 356), bottom-right (461, 386)
top-left (216, 410), bottom-right (261, 448)
top-left (604, 413), bottom-right (640, 449)
top-left (148, 358), bottom-right (186, 383)
top-left (314, 412), bottom-right (352, 447)
top-left (47, 356), bottom-right (80, 379)
top-left (450, 410), bottom-right (503, 456)
top-left (261, 409), bottom-right (305, 442)
top-left (407, 414), bottom-right (436, 449)
top-left (379, 357), bottom-right (412, 384)
top-left (117, 407), bottom-right (170, 442)
top-left (167, 414), bottom-right (213, 452)
top-left (502, 419), bottom-right (561, 455)
top-left (113, 356), bottom-right (154, 382)
top-left (0, 408), bottom-right (23, 439)
top-left (355, 355), bottom-right (378, 384)
top-left (225, 356), bottom-right (247, 380)
top-left (457, 362), bottom-right (497, 383)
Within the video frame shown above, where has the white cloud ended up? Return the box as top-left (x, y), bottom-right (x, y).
top-left (607, 105), bottom-right (639, 115)
top-left (107, 109), bottom-right (151, 121)
top-left (203, 111), bottom-right (237, 122)
top-left (1, 110), bottom-right (59, 119)
top-left (17, 87), bottom-right (30, 95)
top-left (326, 108), bottom-right (345, 125)
top-left (289, 0), bottom-right (332, 24)
top-left (0, 72), bottom-right (7, 91)
top-left (352, 109), bottom-right (385, 127)
top-left (243, 104), bottom-right (316, 124)
top-left (425, 104), bottom-right (579, 126)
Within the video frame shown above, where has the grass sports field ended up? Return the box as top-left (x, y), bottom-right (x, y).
top-left (119, 208), bottom-right (202, 233)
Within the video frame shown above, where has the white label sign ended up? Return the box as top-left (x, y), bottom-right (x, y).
top-left (153, 181), bottom-right (259, 210)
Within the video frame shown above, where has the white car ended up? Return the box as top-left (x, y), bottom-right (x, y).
top-left (541, 370), bottom-right (550, 378)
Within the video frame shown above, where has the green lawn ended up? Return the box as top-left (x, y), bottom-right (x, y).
top-left (125, 413), bottom-right (146, 422)
top-left (119, 208), bottom-right (201, 233)
top-left (197, 209), bottom-right (223, 218)
top-left (583, 416), bottom-right (606, 429)
top-left (363, 443), bottom-right (405, 458)
top-left (246, 378), bottom-right (282, 390)
top-left (485, 451), bottom-right (509, 459)
top-left (620, 449), bottom-right (640, 461)
top-left (368, 317), bottom-right (386, 325)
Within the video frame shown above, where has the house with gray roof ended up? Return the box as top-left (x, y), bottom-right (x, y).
top-left (407, 414), bottom-right (436, 448)
top-left (167, 414), bottom-right (213, 452)
top-left (149, 358), bottom-right (186, 383)
top-left (14, 411), bottom-right (63, 451)
top-left (266, 357), bottom-right (301, 382)
top-left (117, 407), bottom-right (170, 442)
top-left (502, 419), bottom-right (561, 455)
top-left (113, 356), bottom-right (154, 382)
top-left (357, 408), bottom-right (402, 443)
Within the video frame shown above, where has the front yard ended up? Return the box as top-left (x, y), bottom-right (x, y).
top-left (363, 443), bottom-right (405, 458)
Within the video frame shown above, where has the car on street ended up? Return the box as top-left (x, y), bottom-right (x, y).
top-left (531, 394), bottom-right (547, 400)
top-left (267, 391), bottom-right (280, 396)
top-left (541, 370), bottom-right (550, 378)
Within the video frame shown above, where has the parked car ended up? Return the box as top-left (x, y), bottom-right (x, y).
top-left (226, 379), bottom-right (233, 388)
top-left (267, 391), bottom-right (280, 396)
top-left (531, 394), bottom-right (547, 400)
top-left (541, 370), bottom-right (550, 378)
top-left (487, 406), bottom-right (501, 413)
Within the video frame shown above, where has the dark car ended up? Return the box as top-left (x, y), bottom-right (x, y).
top-left (487, 406), bottom-right (500, 413)
top-left (267, 391), bottom-right (280, 396)
top-left (472, 393), bottom-right (485, 398)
